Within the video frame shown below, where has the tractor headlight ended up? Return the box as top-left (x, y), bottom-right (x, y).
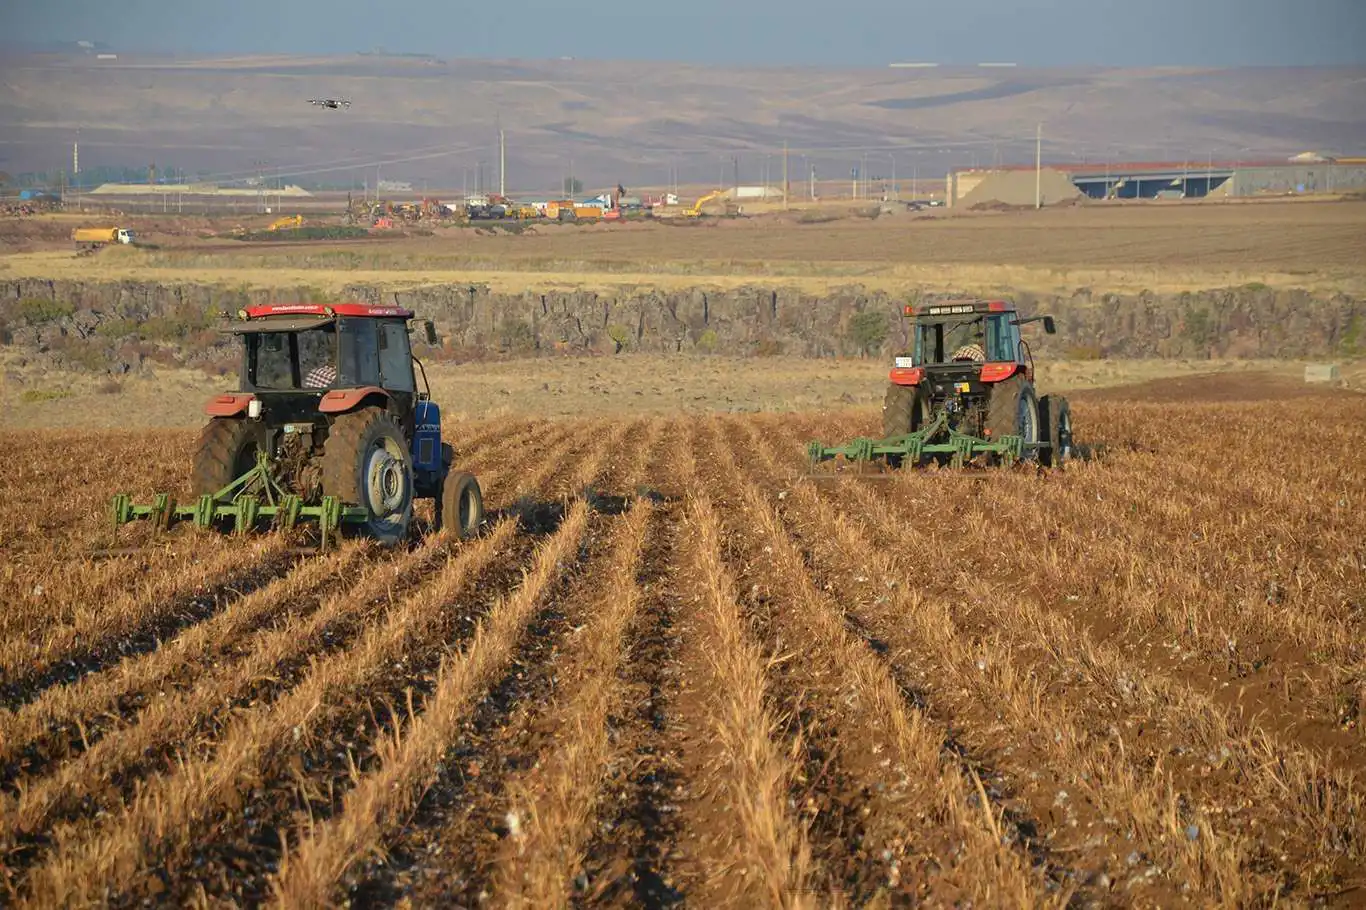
top-left (247, 399), bottom-right (262, 420)
top-left (237, 309), bottom-right (249, 320)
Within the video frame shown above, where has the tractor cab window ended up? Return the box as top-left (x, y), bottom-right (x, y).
top-left (247, 325), bottom-right (338, 390)
top-left (913, 314), bottom-right (1017, 365)
top-left (377, 321), bottom-right (415, 392)
top-left (340, 318), bottom-right (381, 386)
top-left (914, 317), bottom-right (989, 364)
top-left (298, 329), bottom-right (338, 388)
top-left (984, 314), bottom-right (1018, 362)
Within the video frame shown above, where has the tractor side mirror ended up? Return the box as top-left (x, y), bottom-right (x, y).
top-left (423, 320), bottom-right (438, 345)
top-left (1042, 315), bottom-right (1056, 335)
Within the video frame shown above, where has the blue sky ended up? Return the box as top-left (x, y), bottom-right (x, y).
top-left (5, 0), bottom-right (1365, 66)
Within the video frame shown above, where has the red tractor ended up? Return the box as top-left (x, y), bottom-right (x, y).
top-left (112, 303), bottom-right (484, 547)
top-left (809, 299), bottom-right (1074, 470)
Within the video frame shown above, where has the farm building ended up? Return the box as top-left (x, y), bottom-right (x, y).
top-left (947, 156), bottom-right (1366, 207)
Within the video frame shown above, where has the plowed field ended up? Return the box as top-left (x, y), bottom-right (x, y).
top-left (1, 377), bottom-right (1364, 908)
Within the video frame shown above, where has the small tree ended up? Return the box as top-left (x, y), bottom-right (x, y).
top-left (848, 311), bottom-right (888, 357)
top-left (606, 323), bottom-right (631, 354)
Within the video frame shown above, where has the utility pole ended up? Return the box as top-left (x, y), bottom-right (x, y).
top-left (783, 141), bottom-right (789, 210)
top-left (1035, 122), bottom-right (1043, 209)
top-left (810, 163), bottom-right (816, 201)
top-left (891, 154), bottom-right (897, 201)
top-left (499, 128), bottom-right (506, 197)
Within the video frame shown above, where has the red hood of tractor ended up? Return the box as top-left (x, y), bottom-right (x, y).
top-left (243, 303), bottom-right (414, 319)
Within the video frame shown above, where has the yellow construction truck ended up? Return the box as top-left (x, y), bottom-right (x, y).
top-left (267, 215), bottom-right (304, 231)
top-left (72, 226), bottom-right (136, 248)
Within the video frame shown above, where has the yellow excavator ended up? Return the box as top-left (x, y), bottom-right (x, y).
top-left (267, 214), bottom-right (304, 231)
top-left (683, 189), bottom-right (727, 218)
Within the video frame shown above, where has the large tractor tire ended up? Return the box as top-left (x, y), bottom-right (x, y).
top-left (881, 383), bottom-right (931, 437)
top-left (985, 375), bottom-right (1041, 460)
top-left (191, 418), bottom-right (263, 497)
top-left (881, 383), bottom-right (932, 469)
top-left (1039, 395), bottom-right (1074, 469)
top-left (437, 471), bottom-right (484, 539)
top-left (321, 408), bottom-right (414, 546)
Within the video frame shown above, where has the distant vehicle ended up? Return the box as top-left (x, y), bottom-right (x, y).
top-left (267, 215), bottom-right (303, 231)
top-left (307, 99), bottom-right (351, 109)
top-left (72, 226), bottom-right (135, 248)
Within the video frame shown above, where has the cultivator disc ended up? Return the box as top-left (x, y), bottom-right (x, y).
top-left (109, 451), bottom-right (368, 550)
top-left (806, 411), bottom-right (1035, 477)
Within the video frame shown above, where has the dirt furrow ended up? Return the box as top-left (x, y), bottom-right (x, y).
top-left (480, 425), bottom-right (662, 908)
top-left (0, 537), bottom-right (299, 711)
top-left (639, 417), bottom-right (814, 909)
top-left (283, 420), bottom-right (652, 907)
top-left (271, 498), bottom-right (596, 909)
top-left (699, 417), bottom-right (1054, 905)
top-left (791, 411), bottom-right (1366, 755)
top-left (10, 514), bottom-right (527, 908)
top-left (572, 419), bottom-right (690, 909)
top-left (750, 417), bottom-right (1364, 904)
top-left (0, 541), bottom-right (372, 788)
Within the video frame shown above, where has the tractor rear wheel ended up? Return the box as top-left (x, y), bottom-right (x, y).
top-left (191, 418), bottom-right (263, 497)
top-left (437, 471), bottom-right (484, 539)
top-left (881, 383), bottom-right (930, 437)
top-left (321, 408), bottom-right (413, 546)
top-left (1040, 395), bottom-right (1073, 468)
top-left (882, 383), bottom-right (932, 469)
top-left (985, 375), bottom-right (1040, 460)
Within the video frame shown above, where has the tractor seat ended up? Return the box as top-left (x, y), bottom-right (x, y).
top-left (951, 343), bottom-right (986, 363)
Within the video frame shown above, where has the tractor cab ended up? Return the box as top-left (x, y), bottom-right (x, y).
top-left (890, 300), bottom-right (1056, 390)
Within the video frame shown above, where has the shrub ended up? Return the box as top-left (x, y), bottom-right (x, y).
top-left (848, 311), bottom-right (889, 357)
top-left (20, 388), bottom-right (72, 403)
top-left (606, 324), bottom-right (632, 354)
top-left (14, 298), bottom-right (75, 325)
top-left (498, 317), bottom-right (536, 353)
top-left (696, 328), bottom-right (719, 354)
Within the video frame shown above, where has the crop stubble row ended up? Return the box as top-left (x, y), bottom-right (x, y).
top-left (0, 390), bottom-right (1363, 907)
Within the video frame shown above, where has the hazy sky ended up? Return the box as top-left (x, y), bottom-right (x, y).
top-left (5, 0), bottom-right (1366, 66)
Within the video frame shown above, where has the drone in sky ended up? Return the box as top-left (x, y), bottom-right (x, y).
top-left (307, 99), bottom-right (351, 109)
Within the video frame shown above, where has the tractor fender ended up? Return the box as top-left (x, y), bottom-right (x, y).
top-left (318, 387), bottom-right (391, 414)
top-left (205, 393), bottom-right (256, 417)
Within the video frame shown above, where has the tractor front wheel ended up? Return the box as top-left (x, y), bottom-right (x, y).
top-left (192, 418), bottom-right (263, 497)
top-left (437, 471), bottom-right (484, 539)
top-left (321, 409), bottom-right (413, 546)
top-left (985, 375), bottom-right (1040, 460)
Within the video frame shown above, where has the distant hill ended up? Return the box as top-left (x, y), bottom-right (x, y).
top-left (0, 53), bottom-right (1362, 191)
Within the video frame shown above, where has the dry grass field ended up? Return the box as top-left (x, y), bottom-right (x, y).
top-left (6, 198), bottom-right (1366, 295)
top-left (0, 374), bottom-right (1363, 907)
top-left (4, 351), bottom-right (1347, 429)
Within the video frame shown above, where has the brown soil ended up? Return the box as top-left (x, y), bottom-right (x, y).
top-left (0, 376), bottom-right (1363, 907)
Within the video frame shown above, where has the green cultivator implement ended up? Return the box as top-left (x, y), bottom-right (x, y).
top-left (807, 298), bottom-right (1074, 477)
top-left (110, 450), bottom-right (368, 548)
top-left (808, 411), bottom-right (1036, 474)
